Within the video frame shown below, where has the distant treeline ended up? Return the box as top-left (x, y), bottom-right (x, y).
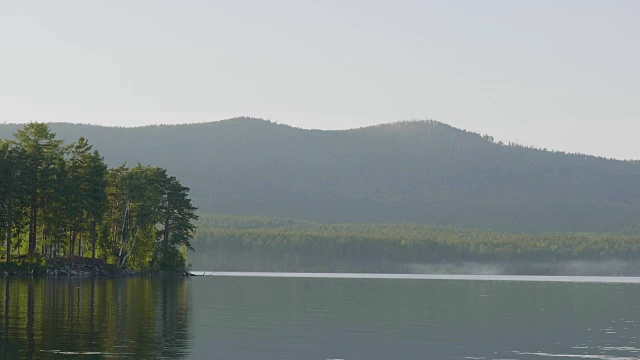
top-left (191, 214), bottom-right (640, 273)
top-left (0, 123), bottom-right (197, 271)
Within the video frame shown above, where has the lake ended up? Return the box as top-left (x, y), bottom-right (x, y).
top-left (1, 274), bottom-right (639, 360)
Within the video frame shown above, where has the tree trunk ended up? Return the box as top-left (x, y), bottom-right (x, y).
top-left (77, 232), bottom-right (82, 257)
top-left (28, 197), bottom-right (37, 254)
top-left (161, 207), bottom-right (171, 266)
top-left (91, 212), bottom-right (97, 261)
top-left (5, 202), bottom-right (12, 262)
top-left (119, 230), bottom-right (138, 269)
top-left (149, 205), bottom-right (171, 271)
top-left (70, 231), bottom-right (76, 258)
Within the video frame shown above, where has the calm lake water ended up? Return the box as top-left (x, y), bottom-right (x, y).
top-left (1, 274), bottom-right (639, 360)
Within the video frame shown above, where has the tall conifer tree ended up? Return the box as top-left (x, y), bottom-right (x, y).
top-left (14, 123), bottom-right (64, 255)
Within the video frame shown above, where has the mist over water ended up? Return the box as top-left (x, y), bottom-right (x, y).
top-left (404, 259), bottom-right (640, 276)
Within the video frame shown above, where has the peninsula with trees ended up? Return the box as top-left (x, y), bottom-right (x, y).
top-left (0, 123), bottom-right (198, 275)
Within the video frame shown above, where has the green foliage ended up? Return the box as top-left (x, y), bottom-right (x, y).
top-left (16, 254), bottom-right (47, 268)
top-left (0, 254), bottom-right (48, 275)
top-left (0, 123), bottom-right (198, 272)
top-left (14, 123), bottom-right (66, 254)
top-left (156, 175), bottom-right (198, 271)
top-left (157, 246), bottom-right (188, 273)
top-left (0, 140), bottom-right (28, 261)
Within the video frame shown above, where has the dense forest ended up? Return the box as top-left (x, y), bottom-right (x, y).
top-left (0, 123), bottom-right (198, 272)
top-left (190, 214), bottom-right (640, 275)
top-left (1, 118), bottom-right (639, 233)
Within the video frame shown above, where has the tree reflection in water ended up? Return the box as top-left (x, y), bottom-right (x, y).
top-left (0, 276), bottom-right (191, 359)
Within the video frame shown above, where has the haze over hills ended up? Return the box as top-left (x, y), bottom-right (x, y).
top-left (1, 118), bottom-right (639, 233)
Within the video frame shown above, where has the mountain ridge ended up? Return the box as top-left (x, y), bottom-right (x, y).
top-left (0, 117), bottom-right (629, 161)
top-left (1, 118), bottom-right (638, 233)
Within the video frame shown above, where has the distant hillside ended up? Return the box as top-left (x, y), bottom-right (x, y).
top-left (1, 118), bottom-right (639, 232)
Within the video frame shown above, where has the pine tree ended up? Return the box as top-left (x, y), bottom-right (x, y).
top-left (86, 150), bottom-right (108, 261)
top-left (65, 137), bottom-right (93, 257)
top-left (0, 141), bottom-right (26, 262)
top-left (14, 123), bottom-right (64, 255)
top-left (156, 175), bottom-right (198, 270)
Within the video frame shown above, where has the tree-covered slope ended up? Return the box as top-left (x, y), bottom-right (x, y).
top-left (1, 118), bottom-right (639, 232)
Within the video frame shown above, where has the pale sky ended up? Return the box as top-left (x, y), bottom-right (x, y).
top-left (1, 0), bottom-right (639, 159)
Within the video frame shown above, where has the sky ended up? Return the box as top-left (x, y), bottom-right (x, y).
top-left (1, 0), bottom-right (639, 159)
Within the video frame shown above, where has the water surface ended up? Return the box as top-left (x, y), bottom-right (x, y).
top-left (1, 274), bottom-right (639, 359)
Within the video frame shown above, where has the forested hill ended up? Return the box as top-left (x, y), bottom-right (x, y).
top-left (1, 118), bottom-right (639, 233)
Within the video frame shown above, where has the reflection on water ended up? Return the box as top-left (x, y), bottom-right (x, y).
top-left (0, 277), bottom-right (190, 359)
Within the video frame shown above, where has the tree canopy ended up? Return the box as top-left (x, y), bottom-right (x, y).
top-left (0, 123), bottom-right (197, 272)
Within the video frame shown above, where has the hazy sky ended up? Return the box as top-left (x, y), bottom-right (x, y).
top-left (1, 0), bottom-right (639, 159)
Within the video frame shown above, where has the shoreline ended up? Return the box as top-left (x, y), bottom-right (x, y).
top-left (1, 256), bottom-right (189, 277)
top-left (190, 271), bottom-right (640, 283)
